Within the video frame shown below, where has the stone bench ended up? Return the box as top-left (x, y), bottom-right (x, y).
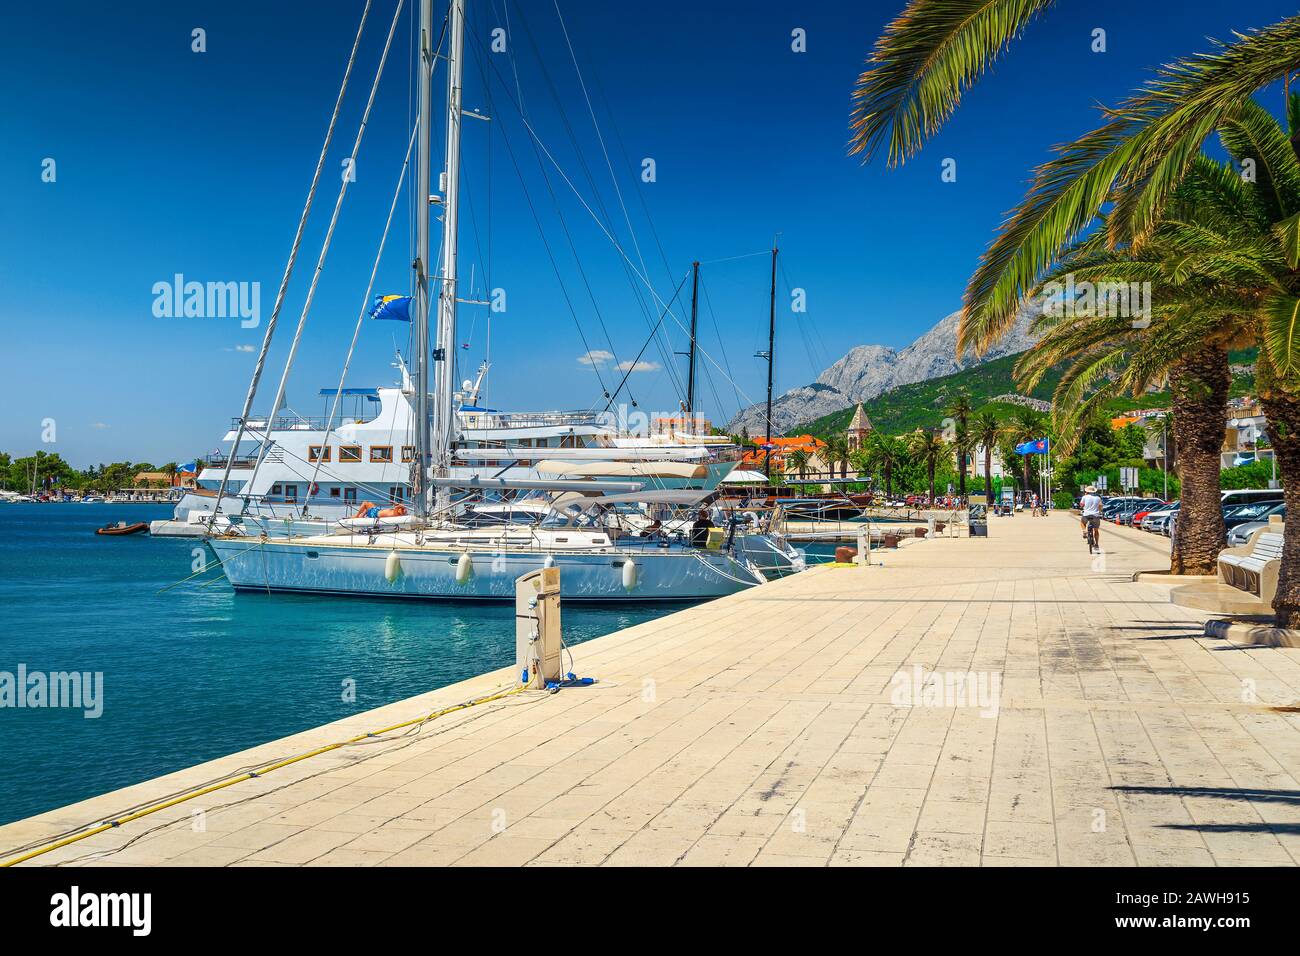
top-left (1217, 530), bottom-right (1283, 602)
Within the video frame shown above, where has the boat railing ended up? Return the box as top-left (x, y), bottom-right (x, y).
top-left (230, 414), bottom-right (369, 433)
top-left (467, 409), bottom-right (604, 429)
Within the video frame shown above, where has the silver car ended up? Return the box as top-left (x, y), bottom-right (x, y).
top-left (1226, 503), bottom-right (1285, 546)
top-left (1142, 503), bottom-right (1178, 532)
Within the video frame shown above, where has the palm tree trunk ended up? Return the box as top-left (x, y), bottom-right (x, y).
top-left (957, 450), bottom-right (967, 497)
top-left (928, 462), bottom-right (935, 501)
top-left (985, 447), bottom-right (992, 498)
top-left (1258, 391), bottom-right (1300, 626)
top-left (1169, 345), bottom-right (1229, 575)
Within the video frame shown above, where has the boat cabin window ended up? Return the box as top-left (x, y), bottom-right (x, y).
top-left (401, 445), bottom-right (416, 463)
top-left (388, 486), bottom-right (405, 502)
top-left (343, 487), bottom-right (357, 502)
top-left (339, 445), bottom-right (362, 463)
top-left (308, 445), bottom-right (331, 463)
top-left (283, 484), bottom-right (298, 502)
top-left (370, 445), bottom-right (394, 463)
top-left (271, 484), bottom-right (282, 496)
top-left (329, 487), bottom-right (341, 498)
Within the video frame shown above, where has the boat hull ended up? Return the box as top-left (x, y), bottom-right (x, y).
top-left (207, 537), bottom-right (763, 602)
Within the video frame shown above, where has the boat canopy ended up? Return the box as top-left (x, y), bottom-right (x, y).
top-left (533, 459), bottom-right (707, 479)
top-left (551, 488), bottom-right (719, 512)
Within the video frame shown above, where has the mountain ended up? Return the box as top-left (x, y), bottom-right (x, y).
top-left (726, 307), bottom-right (1040, 435)
top-left (790, 346), bottom-right (1260, 438)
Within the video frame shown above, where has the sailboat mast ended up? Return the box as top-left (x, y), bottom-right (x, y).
top-left (686, 260), bottom-right (699, 419)
top-left (432, 0), bottom-right (466, 516)
top-left (764, 241), bottom-right (778, 479)
top-left (411, 0), bottom-right (435, 520)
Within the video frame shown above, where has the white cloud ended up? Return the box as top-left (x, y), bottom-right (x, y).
top-left (578, 349), bottom-right (614, 366)
top-left (223, 344), bottom-right (255, 353)
top-left (91, 422), bottom-right (110, 430)
top-left (616, 360), bottom-right (660, 373)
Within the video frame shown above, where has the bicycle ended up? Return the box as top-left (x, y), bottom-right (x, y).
top-left (1085, 516), bottom-right (1100, 554)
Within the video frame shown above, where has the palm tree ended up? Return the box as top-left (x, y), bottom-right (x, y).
top-left (824, 434), bottom-right (851, 482)
top-left (908, 428), bottom-right (946, 502)
top-left (970, 410), bottom-right (1003, 498)
top-left (786, 450), bottom-right (809, 487)
top-left (1005, 407), bottom-right (1044, 497)
top-left (946, 392), bottom-right (973, 497)
top-left (849, 447), bottom-right (872, 489)
top-left (867, 432), bottom-right (904, 499)
top-left (1009, 139), bottom-right (1300, 575)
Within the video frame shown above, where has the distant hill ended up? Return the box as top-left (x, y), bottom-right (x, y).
top-left (726, 306), bottom-right (1041, 435)
top-left (790, 348), bottom-right (1260, 437)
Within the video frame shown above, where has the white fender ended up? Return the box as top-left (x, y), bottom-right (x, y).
top-left (384, 550), bottom-right (402, 583)
top-left (543, 554), bottom-right (555, 569)
top-left (621, 558), bottom-right (638, 591)
top-left (455, 551), bottom-right (474, 585)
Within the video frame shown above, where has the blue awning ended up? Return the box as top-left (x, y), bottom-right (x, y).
top-left (319, 388), bottom-right (379, 396)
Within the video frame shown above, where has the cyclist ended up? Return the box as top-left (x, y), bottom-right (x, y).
top-left (1079, 485), bottom-right (1103, 553)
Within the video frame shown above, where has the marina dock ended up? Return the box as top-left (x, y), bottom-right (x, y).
top-left (4, 514), bottom-right (1299, 867)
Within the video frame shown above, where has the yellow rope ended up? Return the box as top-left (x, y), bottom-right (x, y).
top-left (0, 684), bottom-right (527, 867)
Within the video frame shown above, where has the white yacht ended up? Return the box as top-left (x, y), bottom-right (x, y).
top-left (153, 357), bottom-right (738, 537)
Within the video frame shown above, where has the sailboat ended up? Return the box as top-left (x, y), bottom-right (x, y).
top-left (207, 0), bottom-right (801, 601)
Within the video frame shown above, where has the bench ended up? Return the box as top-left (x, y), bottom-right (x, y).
top-left (1217, 530), bottom-right (1283, 602)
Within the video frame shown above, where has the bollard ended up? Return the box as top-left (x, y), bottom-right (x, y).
top-left (856, 527), bottom-right (869, 566)
top-left (926, 517), bottom-right (935, 539)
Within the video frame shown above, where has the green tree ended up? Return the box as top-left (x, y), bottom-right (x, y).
top-left (970, 410), bottom-right (1003, 500)
top-left (946, 391), bottom-right (973, 497)
top-left (823, 434), bottom-right (850, 482)
top-left (786, 450), bottom-right (809, 487)
top-left (908, 428), bottom-right (946, 501)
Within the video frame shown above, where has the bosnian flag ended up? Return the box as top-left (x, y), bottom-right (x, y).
top-left (369, 294), bottom-right (411, 322)
top-left (1014, 438), bottom-right (1050, 455)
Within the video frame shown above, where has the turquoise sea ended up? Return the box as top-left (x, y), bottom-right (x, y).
top-left (0, 503), bottom-right (668, 826)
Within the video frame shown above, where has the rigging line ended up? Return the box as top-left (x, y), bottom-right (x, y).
top-left (492, 3), bottom-right (654, 406)
top-left (547, 0), bottom-right (684, 394)
top-left (587, 74), bottom-right (687, 334)
top-left (477, 52), bottom-right (680, 409)
top-left (602, 270), bottom-right (690, 413)
top-left (478, 89), bottom-right (781, 432)
top-left (700, 250), bottom-right (771, 266)
top-left (241, 0), bottom-right (408, 511)
top-left (495, 2), bottom-right (683, 402)
top-left (483, 55), bottom-right (612, 403)
top-left (699, 274), bottom-right (744, 418)
top-left (304, 120), bottom-right (420, 507)
top-left (209, 0), bottom-right (375, 524)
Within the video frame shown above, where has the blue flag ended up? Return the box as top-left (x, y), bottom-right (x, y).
top-left (369, 294), bottom-right (411, 322)
top-left (1014, 438), bottom-right (1050, 455)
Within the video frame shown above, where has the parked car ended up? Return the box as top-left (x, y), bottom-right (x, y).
top-left (1227, 503), bottom-right (1286, 546)
top-left (1111, 498), bottom-right (1165, 525)
top-left (1142, 501), bottom-right (1179, 532)
top-left (1223, 501), bottom-right (1279, 530)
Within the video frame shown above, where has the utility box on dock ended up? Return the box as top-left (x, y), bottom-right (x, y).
top-left (516, 567), bottom-right (563, 689)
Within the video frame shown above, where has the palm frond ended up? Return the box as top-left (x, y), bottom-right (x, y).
top-left (962, 17), bottom-right (1300, 354)
top-left (1217, 98), bottom-right (1300, 221)
top-left (1262, 293), bottom-right (1300, 388)
top-left (849, 0), bottom-right (1057, 165)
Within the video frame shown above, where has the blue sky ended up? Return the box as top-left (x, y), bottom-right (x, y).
top-left (1, 0), bottom-right (1295, 465)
